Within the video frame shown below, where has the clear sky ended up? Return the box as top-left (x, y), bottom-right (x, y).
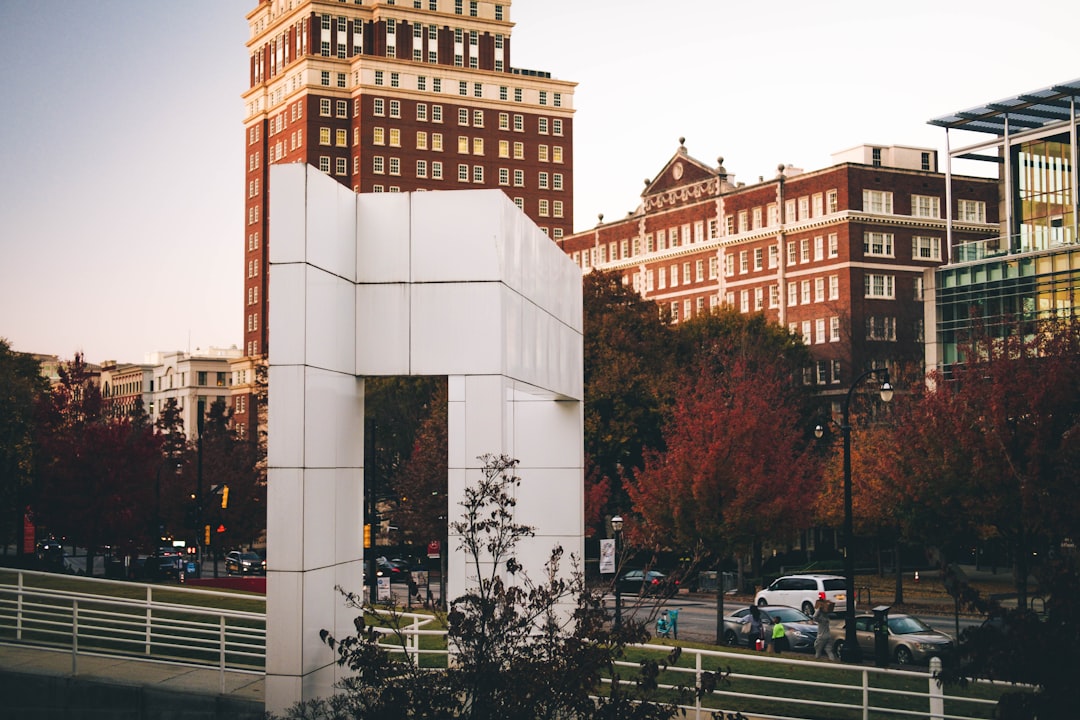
top-left (1, 0), bottom-right (1077, 364)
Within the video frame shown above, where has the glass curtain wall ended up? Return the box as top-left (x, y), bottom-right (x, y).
top-left (1014, 134), bottom-right (1074, 252)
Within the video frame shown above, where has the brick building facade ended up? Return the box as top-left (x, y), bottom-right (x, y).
top-left (559, 141), bottom-right (999, 401)
top-left (236, 0), bottom-right (575, 437)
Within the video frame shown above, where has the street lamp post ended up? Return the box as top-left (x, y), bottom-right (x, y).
top-left (611, 515), bottom-right (624, 630)
top-left (816, 367), bottom-right (893, 664)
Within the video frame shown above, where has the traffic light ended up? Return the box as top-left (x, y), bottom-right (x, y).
top-left (204, 524), bottom-right (211, 546)
top-left (364, 524), bottom-right (372, 549)
top-left (220, 486), bottom-right (229, 509)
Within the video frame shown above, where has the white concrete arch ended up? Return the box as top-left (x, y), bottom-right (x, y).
top-left (264, 164), bottom-right (584, 712)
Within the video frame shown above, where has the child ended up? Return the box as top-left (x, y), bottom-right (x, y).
top-left (771, 616), bottom-right (787, 653)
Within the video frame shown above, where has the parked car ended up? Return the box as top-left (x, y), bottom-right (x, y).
top-left (755, 574), bottom-right (849, 615)
top-left (138, 555), bottom-right (186, 583)
top-left (831, 613), bottom-right (953, 665)
top-left (371, 556), bottom-right (409, 583)
top-left (225, 550), bottom-right (266, 576)
top-left (722, 605), bottom-right (819, 652)
top-left (615, 569), bottom-right (679, 597)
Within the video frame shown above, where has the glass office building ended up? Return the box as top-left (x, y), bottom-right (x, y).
top-left (926, 79), bottom-right (1080, 368)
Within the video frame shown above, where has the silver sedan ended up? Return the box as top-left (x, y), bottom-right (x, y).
top-left (722, 605), bottom-right (819, 652)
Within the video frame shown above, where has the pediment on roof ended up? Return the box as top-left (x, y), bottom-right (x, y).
top-left (643, 143), bottom-right (719, 197)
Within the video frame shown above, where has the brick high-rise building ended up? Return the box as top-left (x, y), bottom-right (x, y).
top-left (236, 0), bottom-right (575, 436)
top-left (559, 141), bottom-right (999, 404)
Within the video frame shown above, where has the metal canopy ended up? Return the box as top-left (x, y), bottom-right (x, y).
top-left (928, 78), bottom-right (1080, 135)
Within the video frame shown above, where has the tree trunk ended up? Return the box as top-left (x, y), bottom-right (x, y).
top-left (715, 580), bottom-right (724, 646)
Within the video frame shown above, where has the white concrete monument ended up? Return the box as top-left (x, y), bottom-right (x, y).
top-left (264, 164), bottom-right (584, 712)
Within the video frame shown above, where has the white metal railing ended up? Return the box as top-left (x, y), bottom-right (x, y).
top-left (0, 569), bottom-right (265, 691)
top-left (0, 571), bottom-right (1018, 719)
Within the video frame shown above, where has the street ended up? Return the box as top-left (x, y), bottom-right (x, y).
top-left (606, 593), bottom-right (982, 647)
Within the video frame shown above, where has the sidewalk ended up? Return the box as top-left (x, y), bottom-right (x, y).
top-left (0, 642), bottom-right (263, 719)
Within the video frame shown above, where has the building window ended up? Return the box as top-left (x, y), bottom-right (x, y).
top-left (373, 156), bottom-right (385, 174)
top-left (753, 247), bottom-right (763, 271)
top-left (739, 251), bottom-right (748, 274)
top-left (473, 165), bottom-right (483, 183)
top-left (553, 119), bottom-right (563, 135)
top-left (864, 274), bottom-right (895, 299)
top-left (863, 189), bottom-right (893, 214)
top-left (538, 117), bottom-right (549, 134)
top-left (319, 127), bottom-right (331, 145)
top-left (912, 194), bottom-right (940, 218)
top-left (787, 283), bottom-right (797, 307)
top-left (432, 133), bottom-right (443, 151)
top-left (457, 164), bottom-right (469, 182)
top-left (815, 277), bottom-right (825, 302)
top-left (696, 260), bottom-right (704, 282)
top-left (826, 189), bottom-right (838, 214)
top-left (373, 98), bottom-right (384, 116)
top-left (912, 235), bottom-right (942, 261)
top-left (458, 136), bottom-right (469, 154)
top-left (513, 142), bottom-right (524, 160)
top-left (336, 157), bottom-right (348, 175)
top-left (754, 287), bottom-right (764, 311)
top-left (829, 275), bottom-right (839, 300)
top-left (801, 280), bottom-right (811, 304)
top-left (740, 290), bottom-right (749, 313)
top-left (513, 114), bottom-right (524, 131)
top-left (389, 100), bottom-right (400, 118)
top-left (432, 161), bottom-right (443, 179)
top-left (812, 193), bottom-right (823, 217)
top-left (828, 233), bottom-right (839, 258)
top-left (538, 171), bottom-right (549, 189)
top-left (872, 147), bottom-right (883, 167)
top-left (815, 318), bottom-right (826, 344)
top-left (513, 169), bottom-right (523, 187)
top-left (337, 129), bottom-right (348, 146)
top-left (373, 127), bottom-right (385, 145)
top-left (432, 105), bottom-right (443, 122)
top-left (473, 109), bottom-right (484, 127)
top-left (319, 156), bottom-right (330, 173)
top-left (814, 236), bottom-right (824, 261)
top-left (417, 160), bottom-right (428, 177)
top-left (725, 254), bottom-right (734, 277)
top-left (417, 131), bottom-right (428, 150)
top-left (320, 98), bottom-right (332, 116)
top-left (914, 276), bottom-right (925, 301)
top-left (957, 199), bottom-right (987, 222)
top-left (830, 316), bottom-right (841, 342)
top-left (800, 238), bottom-right (810, 263)
top-left (498, 140), bottom-right (509, 158)
top-left (389, 157), bottom-right (400, 176)
top-left (458, 108), bottom-right (469, 125)
top-left (498, 168), bottom-right (509, 185)
top-left (866, 316), bottom-right (897, 341)
top-left (863, 231), bottom-right (894, 257)
top-left (787, 241), bottom-right (797, 266)
top-left (472, 137), bottom-right (483, 155)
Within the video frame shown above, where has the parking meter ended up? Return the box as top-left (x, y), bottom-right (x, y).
top-left (872, 605), bottom-right (891, 667)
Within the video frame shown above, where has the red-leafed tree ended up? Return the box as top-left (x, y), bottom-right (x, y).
top-left (627, 310), bottom-right (817, 643)
top-left (34, 354), bottom-right (161, 572)
top-left (391, 380), bottom-right (448, 550)
top-left (891, 319), bottom-right (1080, 608)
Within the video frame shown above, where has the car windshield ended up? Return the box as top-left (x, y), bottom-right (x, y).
top-left (239, 553), bottom-right (261, 561)
top-left (766, 608), bottom-right (812, 623)
top-left (888, 616), bottom-right (933, 634)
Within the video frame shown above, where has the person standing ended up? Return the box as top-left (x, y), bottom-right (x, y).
top-left (747, 604), bottom-right (764, 650)
top-left (771, 616), bottom-right (787, 654)
top-left (812, 595), bottom-right (835, 660)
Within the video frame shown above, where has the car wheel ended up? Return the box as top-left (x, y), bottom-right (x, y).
top-left (895, 646), bottom-right (914, 666)
top-left (802, 601), bottom-right (815, 615)
top-left (723, 629), bottom-right (739, 647)
top-left (756, 597), bottom-right (768, 607)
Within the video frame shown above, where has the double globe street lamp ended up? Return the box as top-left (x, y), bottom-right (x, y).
top-left (816, 368), bottom-right (893, 663)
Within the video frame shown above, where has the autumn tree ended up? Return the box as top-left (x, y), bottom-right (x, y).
top-left (0, 340), bottom-right (47, 559)
top-left (391, 379), bottom-right (448, 549)
top-left (34, 354), bottom-right (162, 571)
top-left (627, 309), bottom-right (818, 643)
top-left (892, 319), bottom-right (1080, 607)
top-left (582, 270), bottom-right (672, 535)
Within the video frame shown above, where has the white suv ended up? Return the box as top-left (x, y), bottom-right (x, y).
top-left (754, 574), bottom-right (849, 615)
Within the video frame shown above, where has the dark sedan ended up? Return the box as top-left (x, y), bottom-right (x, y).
top-left (722, 605), bottom-right (819, 652)
top-left (615, 569), bottom-right (679, 597)
top-left (225, 551), bottom-right (266, 576)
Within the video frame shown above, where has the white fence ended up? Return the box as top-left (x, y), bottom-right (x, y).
top-left (0, 570), bottom-right (1016, 719)
top-left (0, 569), bottom-right (265, 692)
